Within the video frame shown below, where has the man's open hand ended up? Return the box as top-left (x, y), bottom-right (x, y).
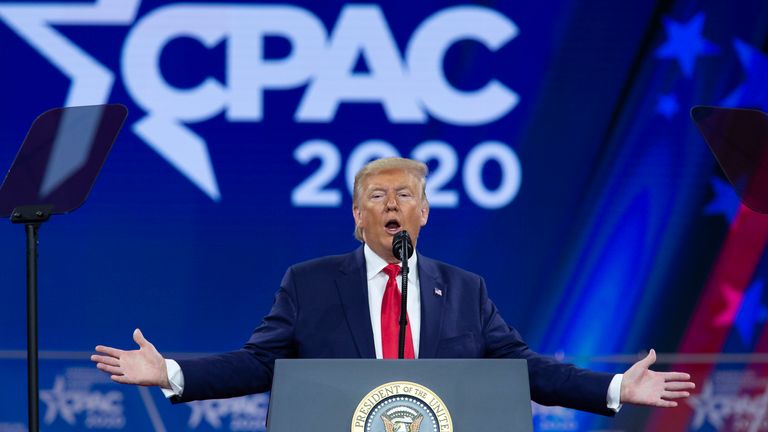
top-left (91, 328), bottom-right (170, 389)
top-left (621, 349), bottom-right (695, 407)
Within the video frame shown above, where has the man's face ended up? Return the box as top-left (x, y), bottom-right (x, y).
top-left (353, 169), bottom-right (429, 263)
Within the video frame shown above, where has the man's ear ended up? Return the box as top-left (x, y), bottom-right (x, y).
top-left (420, 203), bottom-right (429, 227)
top-left (352, 205), bottom-right (362, 227)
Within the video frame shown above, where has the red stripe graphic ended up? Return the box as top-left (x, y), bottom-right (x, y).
top-left (646, 205), bottom-right (768, 430)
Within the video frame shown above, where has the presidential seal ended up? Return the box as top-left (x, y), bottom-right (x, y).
top-left (351, 381), bottom-right (452, 432)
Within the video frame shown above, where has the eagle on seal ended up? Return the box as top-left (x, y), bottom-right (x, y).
top-left (381, 413), bottom-right (424, 432)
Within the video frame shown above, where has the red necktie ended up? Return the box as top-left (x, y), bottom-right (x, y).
top-left (381, 263), bottom-right (415, 359)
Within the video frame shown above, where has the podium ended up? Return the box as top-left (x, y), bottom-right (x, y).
top-left (266, 359), bottom-right (533, 431)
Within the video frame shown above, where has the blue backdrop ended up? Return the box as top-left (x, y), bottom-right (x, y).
top-left (1, 0), bottom-right (767, 430)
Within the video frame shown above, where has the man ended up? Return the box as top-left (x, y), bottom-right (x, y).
top-left (92, 157), bottom-right (694, 414)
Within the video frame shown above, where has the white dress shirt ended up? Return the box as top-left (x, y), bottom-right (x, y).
top-left (363, 244), bottom-right (421, 359)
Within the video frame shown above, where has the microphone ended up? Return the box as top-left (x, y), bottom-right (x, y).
top-left (392, 231), bottom-right (414, 262)
top-left (391, 231), bottom-right (413, 359)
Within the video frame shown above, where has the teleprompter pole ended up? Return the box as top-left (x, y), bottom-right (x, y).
top-left (12, 205), bottom-right (52, 432)
top-left (25, 222), bottom-right (40, 432)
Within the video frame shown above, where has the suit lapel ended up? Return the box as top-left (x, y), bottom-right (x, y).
top-left (336, 247), bottom-right (376, 358)
top-left (417, 253), bottom-right (445, 359)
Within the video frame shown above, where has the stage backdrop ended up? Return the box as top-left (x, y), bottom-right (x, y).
top-left (1, 0), bottom-right (768, 431)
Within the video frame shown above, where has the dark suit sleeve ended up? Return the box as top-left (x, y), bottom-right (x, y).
top-left (478, 277), bottom-right (615, 416)
top-left (173, 267), bottom-right (300, 402)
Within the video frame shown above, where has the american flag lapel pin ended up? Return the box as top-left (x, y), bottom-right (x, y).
top-left (434, 287), bottom-right (443, 297)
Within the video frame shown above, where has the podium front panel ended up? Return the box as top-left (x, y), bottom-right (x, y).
top-left (267, 359), bottom-right (533, 431)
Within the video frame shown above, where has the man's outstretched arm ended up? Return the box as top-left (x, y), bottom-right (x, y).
top-left (90, 328), bottom-right (171, 389)
top-left (620, 349), bottom-right (695, 407)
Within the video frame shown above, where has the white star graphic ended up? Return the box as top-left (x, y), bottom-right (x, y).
top-left (0, 0), bottom-right (139, 106)
top-left (40, 376), bottom-right (77, 425)
top-left (0, 0), bottom-right (221, 200)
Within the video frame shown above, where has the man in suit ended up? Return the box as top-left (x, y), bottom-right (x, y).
top-left (92, 157), bottom-right (694, 415)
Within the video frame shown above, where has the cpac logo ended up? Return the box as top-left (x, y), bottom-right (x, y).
top-left (40, 376), bottom-right (126, 429)
top-left (188, 394), bottom-right (269, 431)
top-left (688, 380), bottom-right (768, 430)
top-left (0, 0), bottom-right (518, 201)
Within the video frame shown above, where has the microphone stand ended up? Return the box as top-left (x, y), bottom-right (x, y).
top-left (398, 237), bottom-right (409, 360)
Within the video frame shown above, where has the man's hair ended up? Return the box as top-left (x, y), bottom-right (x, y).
top-left (353, 157), bottom-right (429, 242)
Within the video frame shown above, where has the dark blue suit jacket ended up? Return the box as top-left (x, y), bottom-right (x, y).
top-left (176, 247), bottom-right (614, 415)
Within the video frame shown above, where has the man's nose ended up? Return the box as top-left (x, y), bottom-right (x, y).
top-left (385, 194), bottom-right (398, 210)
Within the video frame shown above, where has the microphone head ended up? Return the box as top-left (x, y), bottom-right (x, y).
top-left (392, 230), bottom-right (414, 261)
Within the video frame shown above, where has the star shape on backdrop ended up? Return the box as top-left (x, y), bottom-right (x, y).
top-left (40, 377), bottom-right (77, 425)
top-left (686, 381), bottom-right (726, 430)
top-left (655, 12), bottom-right (720, 78)
top-left (714, 282), bottom-right (743, 327)
top-left (0, 0), bottom-right (221, 200)
top-left (656, 93), bottom-right (679, 119)
top-left (703, 177), bottom-right (740, 223)
top-left (721, 39), bottom-right (768, 113)
top-left (733, 279), bottom-right (768, 344)
top-left (713, 279), bottom-right (768, 346)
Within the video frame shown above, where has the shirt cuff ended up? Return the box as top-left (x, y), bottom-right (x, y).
top-left (160, 359), bottom-right (185, 399)
top-left (607, 373), bottom-right (623, 412)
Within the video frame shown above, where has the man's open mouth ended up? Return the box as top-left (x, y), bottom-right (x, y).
top-left (385, 219), bottom-right (401, 234)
